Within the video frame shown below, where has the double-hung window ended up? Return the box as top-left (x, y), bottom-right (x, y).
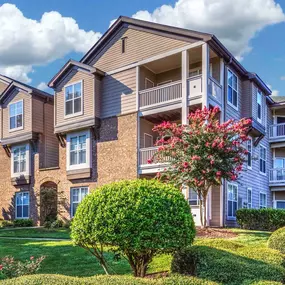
top-left (71, 187), bottom-right (88, 217)
top-left (15, 192), bottom-right (29, 219)
top-left (189, 189), bottom-right (199, 206)
top-left (257, 90), bottom-right (262, 123)
top-left (9, 100), bottom-right (23, 131)
top-left (11, 144), bottom-right (29, 177)
top-left (227, 70), bottom-right (238, 109)
top-left (247, 188), bottom-right (252, 209)
top-left (67, 130), bottom-right (90, 170)
top-left (65, 81), bottom-right (82, 116)
top-left (247, 138), bottom-right (252, 169)
top-left (276, 201), bottom-right (285, 209)
top-left (259, 192), bottom-right (267, 209)
top-left (227, 183), bottom-right (238, 219)
top-left (259, 146), bottom-right (266, 174)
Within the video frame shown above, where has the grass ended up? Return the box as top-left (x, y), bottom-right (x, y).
top-left (0, 228), bottom-right (70, 239)
top-left (0, 228), bottom-right (283, 285)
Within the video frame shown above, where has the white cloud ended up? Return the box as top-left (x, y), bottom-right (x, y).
top-left (131, 0), bottom-right (285, 60)
top-left (0, 3), bottom-right (102, 83)
top-left (267, 84), bottom-right (280, 96)
top-left (36, 82), bottom-right (48, 91)
top-left (280, 76), bottom-right (285, 81)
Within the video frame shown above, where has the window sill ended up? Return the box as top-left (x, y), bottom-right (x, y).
top-left (259, 172), bottom-right (267, 176)
top-left (64, 112), bottom-right (83, 120)
top-left (9, 126), bottom-right (24, 133)
top-left (227, 101), bottom-right (238, 111)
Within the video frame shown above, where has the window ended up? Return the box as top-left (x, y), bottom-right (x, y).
top-left (247, 138), bottom-right (252, 169)
top-left (259, 146), bottom-right (266, 174)
top-left (15, 192), bottom-right (29, 219)
top-left (227, 70), bottom-right (238, 109)
top-left (257, 90), bottom-right (262, 123)
top-left (66, 130), bottom-right (91, 170)
top-left (189, 189), bottom-right (199, 206)
top-left (144, 133), bottom-right (153, 148)
top-left (227, 183), bottom-right (238, 219)
top-left (9, 100), bottom-right (23, 131)
top-left (247, 188), bottom-right (252, 209)
top-left (121, 37), bottom-right (127, 53)
top-left (276, 201), bottom-right (285, 209)
top-left (259, 192), bottom-right (267, 209)
top-left (71, 187), bottom-right (88, 217)
top-left (11, 144), bottom-right (29, 177)
top-left (65, 81), bottom-right (82, 117)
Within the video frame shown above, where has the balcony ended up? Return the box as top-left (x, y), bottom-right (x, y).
top-left (208, 77), bottom-right (222, 103)
top-left (269, 168), bottom-right (285, 186)
top-left (269, 123), bottom-right (285, 143)
top-left (139, 147), bottom-right (166, 174)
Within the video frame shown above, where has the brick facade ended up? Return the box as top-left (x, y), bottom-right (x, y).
top-left (0, 112), bottom-right (138, 224)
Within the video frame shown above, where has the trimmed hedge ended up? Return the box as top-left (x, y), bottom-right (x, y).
top-left (268, 227), bottom-right (285, 253)
top-left (171, 239), bottom-right (285, 285)
top-left (236, 208), bottom-right (285, 231)
top-left (0, 274), bottom-right (219, 285)
top-left (13, 219), bottom-right (33, 228)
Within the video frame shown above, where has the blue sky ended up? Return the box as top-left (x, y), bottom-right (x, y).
top-left (0, 0), bottom-right (285, 96)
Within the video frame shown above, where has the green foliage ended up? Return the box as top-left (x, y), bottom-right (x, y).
top-left (249, 282), bottom-right (283, 285)
top-left (268, 227), bottom-right (285, 253)
top-left (236, 208), bottom-right (285, 231)
top-left (43, 221), bottom-right (52, 229)
top-left (71, 179), bottom-right (195, 277)
top-left (13, 219), bottom-right (33, 228)
top-left (50, 219), bottom-right (63, 229)
top-left (171, 239), bottom-right (285, 285)
top-left (0, 220), bottom-right (13, 228)
top-left (0, 274), bottom-right (219, 285)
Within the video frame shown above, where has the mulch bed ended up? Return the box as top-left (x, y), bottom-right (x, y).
top-left (196, 227), bottom-right (238, 239)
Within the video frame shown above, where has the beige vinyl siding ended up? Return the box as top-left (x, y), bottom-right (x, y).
top-left (0, 81), bottom-right (8, 94)
top-left (140, 67), bottom-right (157, 90)
top-left (41, 103), bottom-right (59, 168)
top-left (156, 67), bottom-right (181, 85)
top-left (211, 185), bottom-right (221, 227)
top-left (2, 90), bottom-right (32, 138)
top-left (139, 119), bottom-right (158, 148)
top-left (32, 98), bottom-right (44, 133)
top-left (55, 68), bottom-right (95, 127)
top-left (241, 80), bottom-right (252, 118)
top-left (101, 68), bottom-right (136, 118)
top-left (90, 27), bottom-right (191, 72)
top-left (95, 75), bottom-right (102, 118)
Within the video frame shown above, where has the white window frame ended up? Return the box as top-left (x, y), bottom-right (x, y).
top-left (11, 144), bottom-right (30, 178)
top-left (247, 188), bottom-right (252, 209)
top-left (227, 69), bottom-right (238, 110)
top-left (247, 138), bottom-right (252, 170)
top-left (189, 188), bottom-right (199, 206)
top-left (259, 192), bottom-right (267, 209)
top-left (9, 99), bottom-right (24, 132)
top-left (227, 182), bottom-right (238, 220)
top-left (145, 78), bottom-right (154, 89)
top-left (274, 200), bottom-right (285, 209)
top-left (257, 90), bottom-right (262, 123)
top-left (259, 145), bottom-right (267, 175)
top-left (64, 80), bottom-right (83, 118)
top-left (15, 192), bottom-right (29, 219)
top-left (144, 133), bottom-right (153, 148)
top-left (66, 130), bottom-right (91, 171)
top-left (70, 187), bottom-right (89, 217)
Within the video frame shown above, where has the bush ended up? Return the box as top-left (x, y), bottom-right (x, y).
top-left (250, 282), bottom-right (283, 285)
top-left (0, 274), bottom-right (219, 285)
top-left (43, 221), bottom-right (52, 229)
top-left (171, 239), bottom-right (285, 285)
top-left (50, 219), bottom-right (63, 229)
top-left (236, 208), bottom-right (285, 231)
top-left (0, 220), bottom-right (13, 228)
top-left (268, 227), bottom-right (285, 254)
top-left (13, 219), bottom-right (33, 228)
top-left (71, 179), bottom-right (195, 277)
top-left (0, 256), bottom-right (45, 279)
top-left (63, 220), bottom-right (71, 229)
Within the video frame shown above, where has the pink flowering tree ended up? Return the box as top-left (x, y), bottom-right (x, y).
top-left (150, 106), bottom-right (251, 228)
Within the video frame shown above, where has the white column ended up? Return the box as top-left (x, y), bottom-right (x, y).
top-left (202, 43), bottom-right (209, 109)
top-left (136, 66), bottom-right (140, 112)
top-left (181, 50), bottom-right (189, 124)
top-left (136, 66), bottom-right (140, 177)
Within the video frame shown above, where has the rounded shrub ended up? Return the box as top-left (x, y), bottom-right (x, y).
top-left (71, 179), bottom-right (195, 277)
top-left (268, 227), bottom-right (285, 253)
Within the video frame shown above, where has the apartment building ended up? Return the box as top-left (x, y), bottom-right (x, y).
top-left (0, 16), bottom-right (284, 226)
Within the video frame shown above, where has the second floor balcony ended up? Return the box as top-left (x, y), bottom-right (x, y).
top-left (269, 123), bottom-right (285, 143)
top-left (269, 168), bottom-right (285, 186)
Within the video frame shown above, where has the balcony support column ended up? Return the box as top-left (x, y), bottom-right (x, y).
top-left (181, 50), bottom-right (189, 124)
top-left (220, 58), bottom-right (225, 122)
top-left (136, 66), bottom-right (140, 177)
top-left (202, 43), bottom-right (209, 109)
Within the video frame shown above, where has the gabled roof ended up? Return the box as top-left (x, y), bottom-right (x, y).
top-left (0, 74), bottom-right (53, 104)
top-left (48, 59), bottom-right (104, 88)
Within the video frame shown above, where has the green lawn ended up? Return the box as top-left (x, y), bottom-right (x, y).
top-left (0, 228), bottom-right (70, 239)
top-left (0, 228), bottom-right (282, 285)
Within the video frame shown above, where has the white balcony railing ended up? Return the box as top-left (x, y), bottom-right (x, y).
top-left (269, 123), bottom-right (285, 139)
top-left (139, 80), bottom-right (182, 109)
top-left (139, 147), bottom-right (159, 165)
top-left (208, 77), bottom-right (222, 102)
top-left (270, 168), bottom-right (285, 183)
